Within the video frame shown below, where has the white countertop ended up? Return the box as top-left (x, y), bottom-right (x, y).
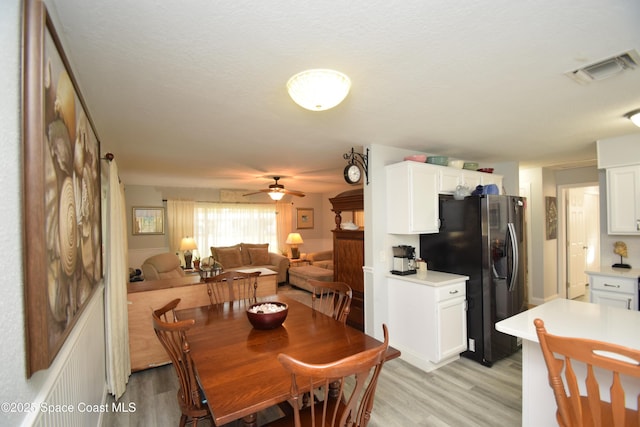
top-left (496, 298), bottom-right (640, 348)
top-left (387, 270), bottom-right (469, 287)
top-left (585, 265), bottom-right (640, 278)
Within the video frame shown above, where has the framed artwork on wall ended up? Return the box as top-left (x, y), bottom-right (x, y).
top-left (22, 0), bottom-right (103, 376)
top-left (297, 208), bottom-right (314, 229)
top-left (546, 196), bottom-right (558, 240)
top-left (132, 207), bottom-right (165, 235)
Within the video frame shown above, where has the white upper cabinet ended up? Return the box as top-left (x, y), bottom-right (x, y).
top-left (386, 161), bottom-right (439, 234)
top-left (607, 165), bottom-right (640, 234)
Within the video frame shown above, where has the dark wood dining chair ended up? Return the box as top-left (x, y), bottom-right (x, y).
top-left (152, 298), bottom-right (212, 427)
top-left (203, 270), bottom-right (260, 305)
top-left (308, 280), bottom-right (352, 324)
top-left (534, 318), bottom-right (640, 427)
top-left (265, 324), bottom-right (390, 427)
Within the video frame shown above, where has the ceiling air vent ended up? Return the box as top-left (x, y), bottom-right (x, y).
top-left (566, 50), bottom-right (639, 84)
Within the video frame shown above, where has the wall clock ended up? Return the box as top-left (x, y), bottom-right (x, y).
top-left (344, 164), bottom-right (361, 184)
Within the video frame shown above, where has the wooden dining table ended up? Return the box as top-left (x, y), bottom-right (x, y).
top-left (175, 295), bottom-right (400, 427)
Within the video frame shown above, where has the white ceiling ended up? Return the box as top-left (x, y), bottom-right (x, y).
top-left (47, 0), bottom-right (640, 195)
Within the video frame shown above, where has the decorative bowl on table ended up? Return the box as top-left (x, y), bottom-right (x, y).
top-left (246, 302), bottom-right (288, 330)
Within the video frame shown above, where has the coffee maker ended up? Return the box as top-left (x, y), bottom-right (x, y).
top-left (391, 245), bottom-right (416, 275)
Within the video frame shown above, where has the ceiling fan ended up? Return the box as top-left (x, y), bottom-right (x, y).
top-left (243, 176), bottom-right (305, 200)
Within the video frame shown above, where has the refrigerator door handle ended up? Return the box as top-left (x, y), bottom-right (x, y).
top-left (507, 222), bottom-right (519, 292)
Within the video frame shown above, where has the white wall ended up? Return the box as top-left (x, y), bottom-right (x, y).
top-left (0, 3), bottom-right (31, 424)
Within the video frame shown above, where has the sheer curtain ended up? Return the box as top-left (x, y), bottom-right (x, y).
top-left (167, 200), bottom-right (195, 254)
top-left (104, 160), bottom-right (130, 399)
top-left (276, 201), bottom-right (294, 255)
top-left (194, 203), bottom-right (279, 258)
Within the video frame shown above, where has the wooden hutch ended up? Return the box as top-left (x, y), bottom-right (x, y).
top-left (329, 188), bottom-right (364, 331)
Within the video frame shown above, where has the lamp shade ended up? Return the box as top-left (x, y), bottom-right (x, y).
top-left (287, 69), bottom-right (351, 111)
top-left (180, 237), bottom-right (198, 251)
top-left (285, 233), bottom-right (304, 245)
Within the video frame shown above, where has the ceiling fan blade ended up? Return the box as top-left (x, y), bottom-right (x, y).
top-left (283, 189), bottom-right (305, 197)
top-left (242, 189), bottom-right (270, 196)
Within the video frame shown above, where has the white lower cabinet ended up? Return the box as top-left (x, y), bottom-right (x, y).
top-left (587, 271), bottom-right (638, 311)
top-left (387, 273), bottom-right (467, 371)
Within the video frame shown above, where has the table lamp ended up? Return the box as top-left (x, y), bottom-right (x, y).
top-left (180, 237), bottom-right (198, 269)
top-left (285, 233), bottom-right (304, 259)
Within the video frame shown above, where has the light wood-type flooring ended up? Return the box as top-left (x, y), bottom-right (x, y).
top-left (103, 285), bottom-right (522, 427)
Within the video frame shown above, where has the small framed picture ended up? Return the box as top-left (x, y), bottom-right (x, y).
top-left (297, 208), bottom-right (314, 229)
top-left (132, 207), bottom-right (165, 235)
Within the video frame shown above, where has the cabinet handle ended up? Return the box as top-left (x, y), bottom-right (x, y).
top-left (449, 289), bottom-right (459, 294)
top-left (603, 283), bottom-right (620, 288)
top-left (627, 299), bottom-right (632, 310)
top-left (637, 220), bottom-right (640, 231)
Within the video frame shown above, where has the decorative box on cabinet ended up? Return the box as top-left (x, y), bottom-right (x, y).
top-left (329, 189), bottom-right (365, 331)
top-left (606, 165), bottom-right (640, 234)
top-left (587, 269), bottom-right (639, 310)
top-left (385, 161), bottom-right (439, 234)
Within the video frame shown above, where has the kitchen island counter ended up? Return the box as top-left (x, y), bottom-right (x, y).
top-left (496, 298), bottom-right (640, 426)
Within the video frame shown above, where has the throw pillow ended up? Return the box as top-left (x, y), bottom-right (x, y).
top-left (248, 248), bottom-right (270, 266)
top-left (215, 247), bottom-right (243, 269)
top-left (240, 243), bottom-right (269, 265)
top-left (211, 244), bottom-right (241, 261)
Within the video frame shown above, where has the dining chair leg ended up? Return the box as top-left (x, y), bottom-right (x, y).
top-left (242, 413), bottom-right (257, 427)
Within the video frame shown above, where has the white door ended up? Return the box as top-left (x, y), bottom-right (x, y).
top-left (584, 190), bottom-right (600, 272)
top-left (567, 188), bottom-right (587, 299)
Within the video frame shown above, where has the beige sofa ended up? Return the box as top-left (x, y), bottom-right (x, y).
top-left (306, 250), bottom-right (333, 270)
top-left (289, 250), bottom-right (334, 292)
top-left (210, 243), bottom-right (290, 284)
top-left (141, 253), bottom-right (186, 280)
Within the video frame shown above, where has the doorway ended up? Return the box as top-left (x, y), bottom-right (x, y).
top-left (558, 184), bottom-right (600, 300)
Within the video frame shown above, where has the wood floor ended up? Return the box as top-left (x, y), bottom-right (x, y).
top-left (103, 285), bottom-right (522, 427)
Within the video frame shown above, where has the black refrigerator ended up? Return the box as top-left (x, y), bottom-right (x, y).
top-left (420, 194), bottom-right (527, 366)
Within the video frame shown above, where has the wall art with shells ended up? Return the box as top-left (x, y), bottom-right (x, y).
top-left (23, 0), bottom-right (103, 377)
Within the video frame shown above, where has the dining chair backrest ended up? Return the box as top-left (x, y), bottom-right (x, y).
top-left (534, 318), bottom-right (640, 427)
top-left (277, 324), bottom-right (389, 427)
top-left (152, 298), bottom-right (211, 426)
top-left (203, 270), bottom-right (260, 305)
top-left (308, 280), bottom-right (352, 324)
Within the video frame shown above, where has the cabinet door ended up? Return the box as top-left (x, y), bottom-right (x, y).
top-left (461, 170), bottom-right (481, 190)
top-left (607, 166), bottom-right (640, 234)
top-left (434, 297), bottom-right (467, 362)
top-left (591, 289), bottom-right (635, 310)
top-left (386, 162), bottom-right (439, 234)
top-left (439, 168), bottom-right (462, 194)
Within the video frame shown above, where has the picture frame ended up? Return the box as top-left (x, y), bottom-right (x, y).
top-left (297, 208), bottom-right (314, 229)
top-left (132, 207), bottom-right (165, 235)
top-left (546, 196), bottom-right (558, 240)
top-left (22, 0), bottom-right (103, 377)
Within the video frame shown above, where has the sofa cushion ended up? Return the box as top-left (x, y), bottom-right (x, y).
top-left (240, 243), bottom-right (269, 265)
top-left (248, 247), bottom-right (270, 265)
top-left (211, 244), bottom-right (241, 261)
top-left (215, 247), bottom-right (243, 269)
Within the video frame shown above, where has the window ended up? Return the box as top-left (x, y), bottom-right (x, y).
top-left (193, 203), bottom-right (278, 259)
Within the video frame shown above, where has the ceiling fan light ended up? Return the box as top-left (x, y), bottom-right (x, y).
top-left (626, 109), bottom-right (640, 127)
top-left (268, 191), bottom-right (285, 201)
top-left (287, 69), bottom-right (351, 111)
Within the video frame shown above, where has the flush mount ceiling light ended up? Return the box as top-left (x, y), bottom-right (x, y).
top-left (625, 109), bottom-right (640, 127)
top-left (287, 69), bottom-right (351, 111)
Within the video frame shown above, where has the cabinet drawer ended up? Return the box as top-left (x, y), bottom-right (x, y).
top-left (590, 275), bottom-right (637, 294)
top-left (435, 281), bottom-right (466, 302)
